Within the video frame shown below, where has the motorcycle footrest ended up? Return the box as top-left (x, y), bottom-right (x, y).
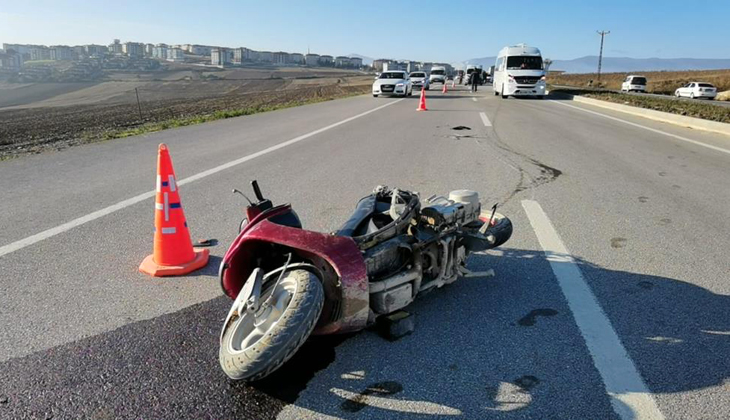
top-left (376, 311), bottom-right (415, 341)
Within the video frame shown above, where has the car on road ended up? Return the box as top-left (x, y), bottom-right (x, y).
top-left (429, 66), bottom-right (447, 84)
top-left (675, 82), bottom-right (717, 100)
top-left (409, 71), bottom-right (430, 90)
top-left (372, 71), bottom-right (413, 97)
top-left (493, 44), bottom-right (546, 99)
top-left (621, 75), bottom-right (647, 93)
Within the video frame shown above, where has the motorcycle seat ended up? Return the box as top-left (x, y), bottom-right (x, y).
top-left (335, 195), bottom-right (377, 237)
top-left (335, 196), bottom-right (395, 237)
top-left (334, 188), bottom-right (419, 245)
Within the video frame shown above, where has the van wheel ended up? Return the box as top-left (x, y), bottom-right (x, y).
top-left (373, 94), bottom-right (378, 97)
top-left (501, 85), bottom-right (508, 99)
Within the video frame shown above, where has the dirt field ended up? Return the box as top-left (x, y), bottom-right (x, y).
top-left (0, 69), bottom-right (372, 159)
top-left (547, 69), bottom-right (730, 95)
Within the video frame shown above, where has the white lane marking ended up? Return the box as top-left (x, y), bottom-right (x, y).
top-left (551, 100), bottom-right (730, 156)
top-left (0, 99), bottom-right (405, 258)
top-left (479, 112), bottom-right (492, 127)
top-left (472, 97), bottom-right (478, 102)
top-left (521, 200), bottom-right (664, 420)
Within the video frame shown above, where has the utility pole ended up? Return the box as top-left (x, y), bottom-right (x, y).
top-left (596, 30), bottom-right (610, 81)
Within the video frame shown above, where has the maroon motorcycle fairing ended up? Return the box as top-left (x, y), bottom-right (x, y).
top-left (220, 204), bottom-right (369, 334)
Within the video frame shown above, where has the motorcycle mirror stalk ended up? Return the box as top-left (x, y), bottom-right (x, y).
top-left (232, 180), bottom-right (273, 211)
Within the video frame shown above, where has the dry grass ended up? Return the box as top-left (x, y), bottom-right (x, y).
top-left (549, 88), bottom-right (730, 123)
top-left (548, 69), bottom-right (730, 95)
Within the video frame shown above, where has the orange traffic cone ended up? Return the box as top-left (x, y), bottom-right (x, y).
top-left (442, 82), bottom-right (448, 94)
top-left (139, 144), bottom-right (209, 277)
top-left (417, 87), bottom-right (428, 111)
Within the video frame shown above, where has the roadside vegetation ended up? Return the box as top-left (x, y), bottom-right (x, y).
top-left (102, 88), bottom-right (368, 141)
top-left (0, 79), bottom-right (371, 160)
top-left (549, 87), bottom-right (730, 123)
top-left (548, 69), bottom-right (730, 99)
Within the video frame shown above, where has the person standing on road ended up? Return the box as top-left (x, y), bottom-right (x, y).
top-left (471, 71), bottom-right (480, 92)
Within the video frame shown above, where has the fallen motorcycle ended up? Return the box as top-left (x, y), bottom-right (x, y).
top-left (218, 182), bottom-right (513, 381)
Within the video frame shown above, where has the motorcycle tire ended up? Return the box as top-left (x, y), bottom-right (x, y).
top-left (220, 269), bottom-right (324, 381)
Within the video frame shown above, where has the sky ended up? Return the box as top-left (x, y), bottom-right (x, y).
top-left (1, 0), bottom-right (729, 63)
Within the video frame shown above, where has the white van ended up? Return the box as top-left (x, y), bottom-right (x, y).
top-left (493, 44), bottom-right (546, 99)
top-left (429, 66), bottom-right (447, 84)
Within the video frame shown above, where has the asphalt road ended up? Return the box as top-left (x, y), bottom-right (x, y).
top-left (1, 83), bottom-right (730, 420)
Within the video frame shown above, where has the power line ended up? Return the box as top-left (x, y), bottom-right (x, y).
top-left (596, 30), bottom-right (610, 81)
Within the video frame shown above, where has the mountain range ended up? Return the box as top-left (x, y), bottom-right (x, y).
top-left (455, 56), bottom-right (730, 73)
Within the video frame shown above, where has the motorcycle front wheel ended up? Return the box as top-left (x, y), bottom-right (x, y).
top-left (220, 269), bottom-right (324, 381)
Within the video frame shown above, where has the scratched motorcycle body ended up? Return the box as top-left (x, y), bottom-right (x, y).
top-left (218, 183), bottom-right (512, 381)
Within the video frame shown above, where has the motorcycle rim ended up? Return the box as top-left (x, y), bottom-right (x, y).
top-left (227, 276), bottom-right (297, 353)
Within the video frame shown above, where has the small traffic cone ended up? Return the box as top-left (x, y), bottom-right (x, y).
top-left (451, 79), bottom-right (456, 88)
top-left (442, 82), bottom-right (448, 94)
top-left (417, 87), bottom-right (428, 111)
top-left (139, 144), bottom-right (209, 277)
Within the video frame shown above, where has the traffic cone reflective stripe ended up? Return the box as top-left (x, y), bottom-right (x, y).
top-left (139, 143), bottom-right (209, 277)
top-left (417, 87), bottom-right (428, 111)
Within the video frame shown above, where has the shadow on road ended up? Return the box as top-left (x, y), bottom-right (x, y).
top-left (0, 249), bottom-right (727, 419)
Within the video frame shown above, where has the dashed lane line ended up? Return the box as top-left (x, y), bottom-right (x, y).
top-left (479, 112), bottom-right (492, 127)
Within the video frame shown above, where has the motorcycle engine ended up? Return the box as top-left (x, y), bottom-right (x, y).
top-left (419, 190), bottom-right (481, 229)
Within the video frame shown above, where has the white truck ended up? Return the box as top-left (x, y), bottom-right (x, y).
top-left (493, 44), bottom-right (546, 99)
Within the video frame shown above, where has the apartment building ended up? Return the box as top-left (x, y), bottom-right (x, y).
top-left (166, 48), bottom-right (184, 62)
top-left (30, 46), bottom-right (52, 61)
top-left (289, 53), bottom-right (304, 65)
top-left (123, 42), bottom-right (145, 58)
top-left (233, 47), bottom-right (249, 65)
top-left (109, 39), bottom-right (123, 55)
top-left (0, 49), bottom-right (24, 70)
top-left (211, 48), bottom-right (227, 66)
top-left (305, 53), bottom-right (320, 66)
top-left (320, 55), bottom-right (333, 65)
top-left (349, 57), bottom-right (363, 68)
top-left (372, 59), bottom-right (393, 72)
top-left (152, 45), bottom-right (168, 60)
top-left (335, 56), bottom-right (351, 67)
top-left (273, 51), bottom-right (290, 65)
top-left (50, 45), bottom-right (74, 60)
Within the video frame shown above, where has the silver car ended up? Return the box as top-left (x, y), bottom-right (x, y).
top-left (409, 71), bottom-right (430, 90)
top-left (372, 71), bottom-right (413, 97)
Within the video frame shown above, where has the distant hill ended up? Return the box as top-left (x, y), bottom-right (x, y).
top-left (348, 54), bottom-right (373, 66)
top-left (455, 56), bottom-right (730, 73)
